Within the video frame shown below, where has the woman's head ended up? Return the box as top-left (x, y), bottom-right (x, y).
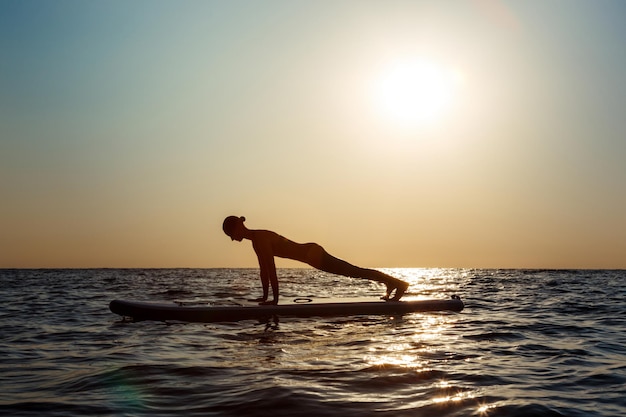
top-left (222, 216), bottom-right (246, 241)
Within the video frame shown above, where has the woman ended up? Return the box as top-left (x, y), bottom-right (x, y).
top-left (222, 216), bottom-right (409, 305)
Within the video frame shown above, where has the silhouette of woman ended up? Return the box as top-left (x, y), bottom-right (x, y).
top-left (222, 216), bottom-right (409, 305)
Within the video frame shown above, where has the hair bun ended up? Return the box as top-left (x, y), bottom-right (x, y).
top-left (240, 216), bottom-right (246, 222)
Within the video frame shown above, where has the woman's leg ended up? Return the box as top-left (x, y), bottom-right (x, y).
top-left (311, 246), bottom-right (409, 300)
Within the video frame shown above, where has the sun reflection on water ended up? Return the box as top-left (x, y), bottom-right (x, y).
top-left (433, 384), bottom-right (476, 401)
top-left (359, 270), bottom-right (476, 412)
top-left (477, 402), bottom-right (496, 414)
top-left (363, 312), bottom-right (454, 370)
top-left (383, 268), bottom-right (465, 299)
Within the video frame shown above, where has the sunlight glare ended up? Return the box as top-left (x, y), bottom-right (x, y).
top-left (477, 402), bottom-right (496, 415)
top-left (376, 59), bottom-right (461, 128)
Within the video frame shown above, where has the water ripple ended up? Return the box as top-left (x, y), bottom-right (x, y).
top-left (0, 269), bottom-right (625, 416)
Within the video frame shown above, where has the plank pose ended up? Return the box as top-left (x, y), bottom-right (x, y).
top-left (222, 216), bottom-right (409, 305)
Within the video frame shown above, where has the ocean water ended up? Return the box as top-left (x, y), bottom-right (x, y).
top-left (0, 268), bottom-right (624, 417)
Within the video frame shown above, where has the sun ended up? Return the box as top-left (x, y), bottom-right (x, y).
top-left (375, 59), bottom-right (461, 128)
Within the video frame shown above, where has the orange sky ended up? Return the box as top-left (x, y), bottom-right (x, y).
top-left (1, 1), bottom-right (625, 268)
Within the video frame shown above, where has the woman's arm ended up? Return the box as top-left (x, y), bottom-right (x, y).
top-left (258, 253), bottom-right (279, 305)
top-left (254, 256), bottom-right (270, 302)
top-left (252, 231), bottom-right (279, 305)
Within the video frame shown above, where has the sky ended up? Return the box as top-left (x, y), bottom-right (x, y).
top-left (1, 0), bottom-right (625, 269)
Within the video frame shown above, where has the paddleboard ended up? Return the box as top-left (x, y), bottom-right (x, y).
top-left (109, 295), bottom-right (463, 323)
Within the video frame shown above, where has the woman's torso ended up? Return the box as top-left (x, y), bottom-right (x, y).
top-left (253, 230), bottom-right (320, 265)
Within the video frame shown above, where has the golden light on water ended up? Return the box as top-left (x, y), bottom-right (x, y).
top-left (432, 391), bottom-right (474, 404)
top-left (365, 342), bottom-right (428, 369)
top-left (477, 402), bottom-right (496, 414)
top-left (360, 269), bottom-right (485, 411)
top-left (430, 379), bottom-right (480, 408)
top-left (362, 298), bottom-right (458, 369)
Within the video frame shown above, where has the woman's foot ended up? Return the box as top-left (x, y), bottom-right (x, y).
top-left (381, 280), bottom-right (409, 301)
top-left (390, 281), bottom-right (409, 301)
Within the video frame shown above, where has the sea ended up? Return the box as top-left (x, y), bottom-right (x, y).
top-left (0, 268), bottom-right (624, 417)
